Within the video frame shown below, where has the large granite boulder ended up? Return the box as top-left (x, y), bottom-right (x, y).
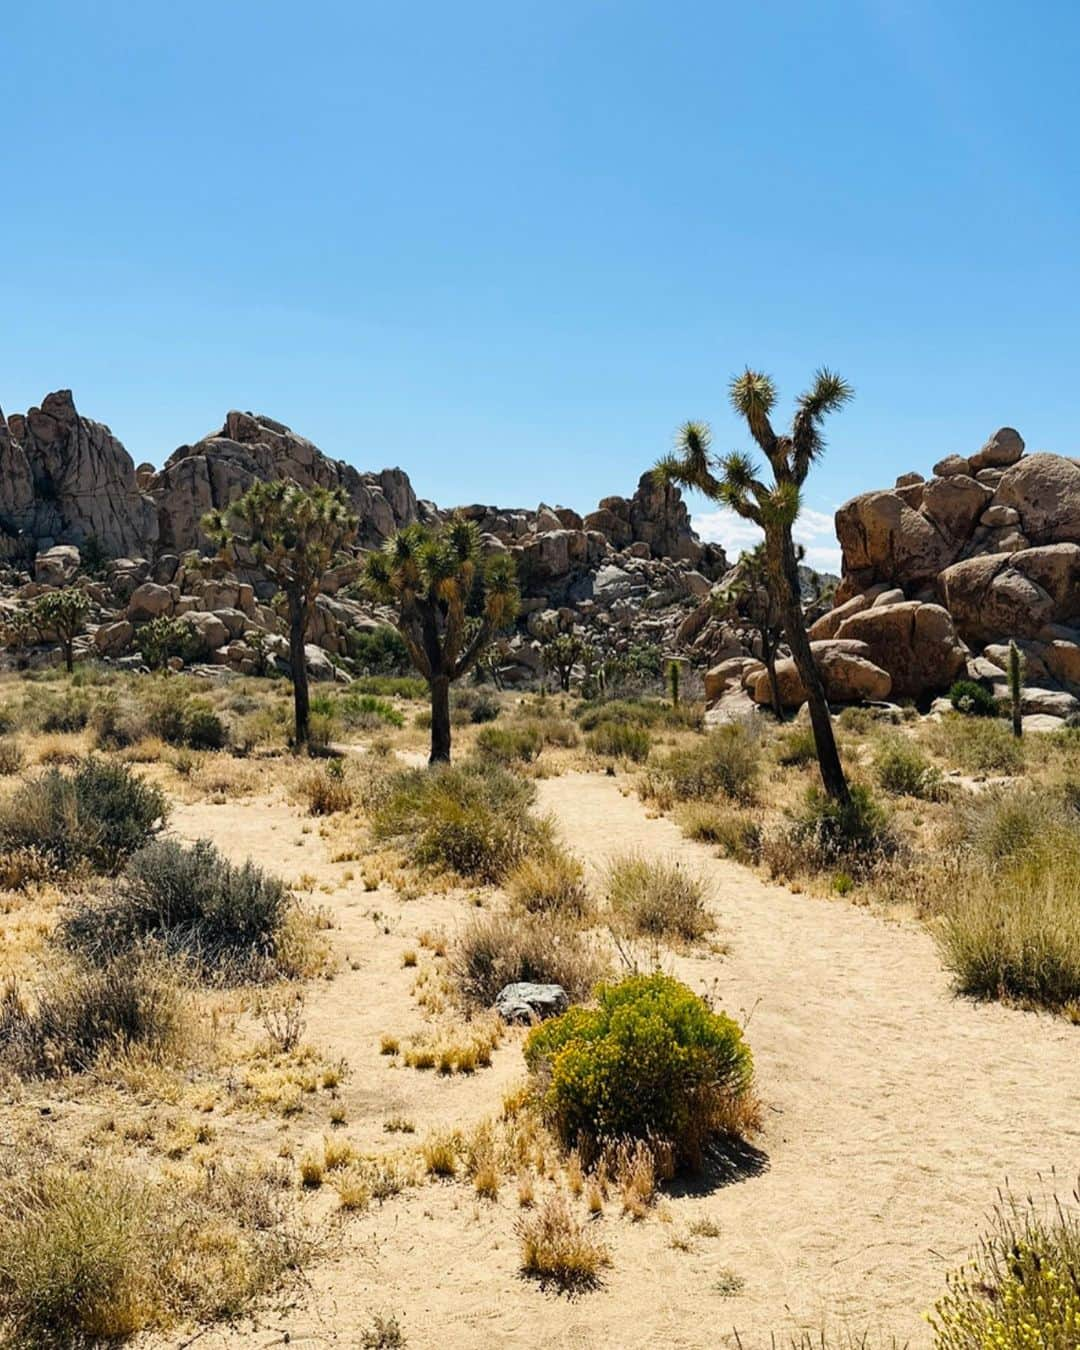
top-left (749, 639), bottom-right (892, 708)
top-left (940, 544), bottom-right (1080, 646)
top-left (833, 601), bottom-right (967, 698)
top-left (992, 453), bottom-right (1080, 545)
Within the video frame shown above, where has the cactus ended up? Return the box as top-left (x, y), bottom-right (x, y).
top-left (1008, 640), bottom-right (1024, 739)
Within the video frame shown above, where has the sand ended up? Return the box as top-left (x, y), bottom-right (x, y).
top-left (164, 771), bottom-right (1080, 1349)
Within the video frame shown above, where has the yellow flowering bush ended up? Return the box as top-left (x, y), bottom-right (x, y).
top-left (523, 972), bottom-right (753, 1165)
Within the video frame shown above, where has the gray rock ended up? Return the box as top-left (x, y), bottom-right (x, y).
top-left (495, 982), bottom-right (569, 1025)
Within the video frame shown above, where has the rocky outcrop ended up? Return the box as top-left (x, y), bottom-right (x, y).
top-left (748, 639), bottom-right (892, 708)
top-left (832, 600), bottom-right (967, 699)
top-left (2, 391), bottom-right (157, 557)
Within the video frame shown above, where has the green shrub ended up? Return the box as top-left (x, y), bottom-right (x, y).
top-left (645, 725), bottom-right (759, 804)
top-left (948, 679), bottom-right (999, 718)
top-left (586, 722), bottom-right (650, 761)
top-left (0, 759), bottom-right (167, 874)
top-left (768, 784), bottom-right (896, 877)
top-left (350, 675), bottom-right (427, 700)
top-left (525, 972), bottom-right (754, 1164)
top-left (451, 910), bottom-right (609, 1009)
top-left (678, 803), bottom-right (762, 863)
top-left (927, 716), bottom-right (1025, 775)
top-left (0, 951), bottom-right (182, 1079)
top-left (577, 697), bottom-right (698, 732)
top-left (957, 786), bottom-right (1071, 866)
top-left (182, 699), bottom-right (228, 750)
top-left (60, 837), bottom-right (292, 981)
top-left (38, 690), bottom-right (91, 734)
top-left (929, 1183), bottom-right (1080, 1348)
top-left (465, 689), bottom-right (501, 724)
top-left (348, 624), bottom-right (411, 675)
top-left (873, 738), bottom-right (943, 799)
top-left (775, 725), bottom-right (818, 767)
top-left (605, 854), bottom-right (713, 942)
top-left (367, 763), bottom-right (549, 881)
top-left (337, 692), bottom-right (404, 730)
top-left (475, 724), bottom-right (543, 764)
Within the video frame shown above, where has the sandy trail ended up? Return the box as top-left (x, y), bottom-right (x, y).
top-left (167, 772), bottom-right (1080, 1349)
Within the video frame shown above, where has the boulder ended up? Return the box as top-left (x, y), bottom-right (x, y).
top-left (835, 601), bottom-right (967, 698)
top-left (705, 656), bottom-right (763, 702)
top-left (34, 545), bottom-right (80, 586)
top-left (495, 983), bottom-right (568, 1024)
top-left (834, 490), bottom-right (956, 589)
top-left (179, 610), bottom-right (229, 654)
top-left (93, 619), bottom-right (134, 656)
top-left (919, 474), bottom-right (992, 539)
top-left (941, 544), bottom-right (1080, 645)
top-left (127, 582), bottom-right (174, 621)
top-left (749, 639), bottom-right (892, 708)
top-left (993, 453), bottom-right (1080, 545)
top-left (932, 454), bottom-right (971, 477)
top-left (969, 427), bottom-right (1024, 472)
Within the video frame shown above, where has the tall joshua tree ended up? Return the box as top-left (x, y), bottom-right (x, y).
top-left (205, 482), bottom-right (358, 749)
top-left (657, 368), bottom-right (853, 801)
top-left (363, 518), bottom-right (519, 763)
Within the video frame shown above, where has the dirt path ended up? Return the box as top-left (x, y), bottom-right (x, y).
top-left (166, 774), bottom-right (1080, 1349)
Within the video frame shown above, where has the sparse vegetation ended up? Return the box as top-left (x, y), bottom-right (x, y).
top-left (643, 725), bottom-right (759, 805)
top-left (505, 846), bottom-right (592, 919)
top-left (450, 910), bottom-right (609, 1009)
top-left (605, 854), bottom-right (714, 942)
top-left (517, 1193), bottom-right (610, 1290)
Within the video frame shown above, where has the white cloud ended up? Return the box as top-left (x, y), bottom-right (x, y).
top-left (692, 505), bottom-right (842, 575)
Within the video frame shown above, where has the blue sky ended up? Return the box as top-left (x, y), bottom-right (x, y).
top-left (3, 1), bottom-right (1078, 570)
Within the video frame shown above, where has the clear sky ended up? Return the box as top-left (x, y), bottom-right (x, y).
top-left (4, 1), bottom-right (1078, 570)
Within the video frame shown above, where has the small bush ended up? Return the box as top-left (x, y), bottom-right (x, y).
top-left (873, 738), bottom-right (943, 799)
top-left (644, 725), bottom-right (759, 804)
top-left (349, 624), bottom-right (412, 676)
top-left (474, 724), bottom-right (542, 764)
top-left (577, 697), bottom-right (699, 732)
top-left (337, 692), bottom-right (404, 730)
top-left (182, 699), bottom-right (228, 750)
top-left (605, 854), bottom-right (713, 943)
top-left (517, 1193), bottom-right (610, 1290)
top-left (0, 759), bottom-right (167, 874)
top-left (525, 972), bottom-right (754, 1165)
top-left (450, 910), bottom-right (609, 1009)
top-left (948, 679), bottom-right (1000, 718)
top-left (505, 846), bottom-right (592, 918)
top-left (775, 725), bottom-right (818, 767)
top-left (586, 721), bottom-right (651, 761)
top-left (957, 786), bottom-right (1070, 866)
top-left (0, 952), bottom-right (182, 1079)
top-left (466, 689), bottom-right (501, 724)
top-left (929, 1182), bottom-right (1080, 1348)
top-left (678, 804), bottom-right (762, 863)
top-left (298, 765), bottom-right (353, 816)
top-left (927, 716), bottom-right (1025, 775)
top-left (350, 675), bottom-right (427, 700)
top-left (367, 763), bottom-right (549, 882)
top-left (767, 784), bottom-right (896, 878)
top-left (60, 837), bottom-right (292, 981)
top-left (38, 690), bottom-right (91, 734)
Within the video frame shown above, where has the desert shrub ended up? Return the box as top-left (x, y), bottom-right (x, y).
top-left (956, 786), bottom-right (1071, 866)
top-left (367, 763), bottom-right (549, 882)
top-left (0, 759), bottom-right (167, 874)
top-left (337, 692), bottom-right (404, 730)
top-left (936, 829), bottom-right (1080, 1011)
top-left (60, 837), bottom-right (292, 981)
top-left (927, 716), bottom-right (1025, 775)
top-left (351, 675), bottom-right (427, 700)
top-left (775, 725), bottom-right (818, 767)
top-left (181, 698), bottom-right (228, 750)
top-left (0, 951), bottom-right (182, 1079)
top-left (577, 696), bottom-right (699, 732)
top-left (505, 846), bottom-right (592, 918)
top-left (678, 803), bottom-right (762, 863)
top-left (0, 1160), bottom-right (305, 1347)
top-left (465, 689), bottom-right (501, 724)
top-left (0, 738), bottom-right (24, 776)
top-left (450, 910), bottom-right (609, 1009)
top-left (537, 717), bottom-right (579, 748)
top-left (929, 1182), bottom-right (1080, 1349)
top-left (873, 738), bottom-right (943, 799)
top-left (586, 721), bottom-right (651, 761)
top-left (644, 725), bottom-right (759, 805)
top-left (517, 1193), bottom-right (610, 1290)
top-left (89, 692), bottom-right (147, 749)
top-left (297, 763), bottom-right (353, 816)
top-left (605, 854), bottom-right (713, 942)
top-left (766, 784), bottom-right (896, 878)
top-left (525, 972), bottom-right (754, 1165)
top-left (38, 690), bottom-right (91, 734)
top-left (948, 679), bottom-right (1000, 718)
top-left (349, 624), bottom-right (411, 676)
top-left (475, 724), bottom-right (543, 764)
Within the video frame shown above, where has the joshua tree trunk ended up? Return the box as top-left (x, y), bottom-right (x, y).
top-left (760, 628), bottom-right (784, 723)
top-left (772, 529), bottom-right (849, 802)
top-left (62, 639), bottom-right (74, 674)
top-left (288, 590), bottom-right (311, 749)
top-left (429, 673), bottom-right (452, 764)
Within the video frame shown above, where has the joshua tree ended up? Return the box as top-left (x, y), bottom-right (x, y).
top-left (1008, 640), bottom-right (1025, 739)
top-left (32, 588), bottom-right (91, 673)
top-left (715, 543), bottom-right (797, 724)
top-left (363, 518), bottom-right (519, 763)
top-left (657, 368), bottom-right (853, 802)
top-left (667, 657), bottom-right (682, 707)
top-left (137, 615), bottom-right (189, 673)
top-left (205, 482), bottom-right (358, 749)
top-left (541, 629), bottom-right (584, 693)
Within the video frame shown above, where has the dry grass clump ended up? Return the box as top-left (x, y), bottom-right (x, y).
top-left (0, 951), bottom-right (184, 1080)
top-left (297, 762), bottom-right (353, 815)
top-left (473, 724), bottom-right (543, 764)
top-left (403, 1016), bottom-right (502, 1074)
top-left (516, 1192), bottom-right (610, 1290)
top-left (873, 737), bottom-right (944, 800)
top-left (928, 1179), bottom-right (1080, 1348)
top-left (924, 715), bottom-right (1025, 776)
top-left (504, 845), bottom-right (592, 918)
top-left (642, 724), bottom-right (760, 807)
top-left (366, 761), bottom-right (550, 882)
top-left (677, 803), bottom-right (762, 863)
top-left (763, 784), bottom-right (897, 881)
top-left (605, 853), bottom-right (714, 943)
top-left (59, 837), bottom-right (296, 983)
top-left (449, 910), bottom-right (610, 1010)
top-left (586, 721), bottom-right (651, 762)
top-left (0, 1158), bottom-right (305, 1347)
top-left (0, 738), bottom-right (25, 776)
